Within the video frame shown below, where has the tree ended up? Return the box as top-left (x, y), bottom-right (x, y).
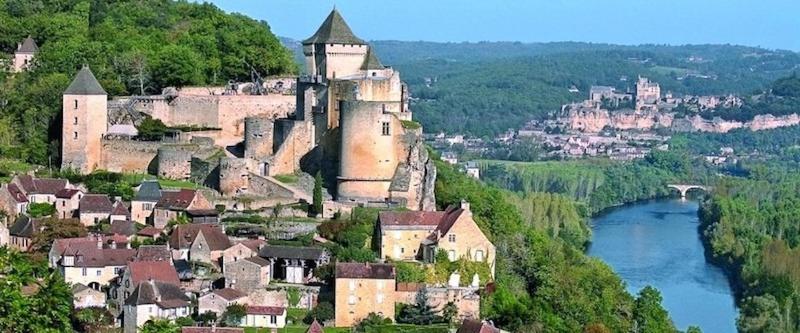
top-left (442, 302), bottom-right (458, 326)
top-left (633, 286), bottom-right (675, 333)
top-left (222, 304), bottom-right (246, 327)
top-left (72, 307), bottom-right (113, 332)
top-left (150, 45), bottom-right (205, 89)
top-left (31, 217), bottom-right (88, 253)
top-left (137, 117), bottom-right (170, 141)
top-left (304, 301), bottom-right (334, 324)
top-left (28, 202), bottom-right (55, 218)
top-left (312, 171), bottom-right (323, 216)
top-left (140, 319), bottom-right (179, 333)
top-left (354, 313), bottom-right (391, 332)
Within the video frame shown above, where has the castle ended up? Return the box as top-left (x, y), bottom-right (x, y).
top-left (61, 9), bottom-right (436, 211)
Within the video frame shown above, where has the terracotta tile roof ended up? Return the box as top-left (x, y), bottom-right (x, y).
top-left (396, 282), bottom-right (423, 292)
top-left (15, 175), bottom-right (36, 193)
top-left (79, 194), bottom-right (113, 214)
top-left (237, 239), bottom-right (266, 252)
top-left (111, 201), bottom-right (130, 217)
top-left (245, 305), bottom-right (286, 316)
top-left (137, 226), bottom-right (163, 237)
top-left (156, 189), bottom-right (197, 211)
top-left (335, 262), bottom-right (395, 280)
top-left (211, 288), bottom-right (247, 301)
top-left (127, 260), bottom-right (180, 286)
top-left (125, 280), bottom-right (189, 308)
top-left (32, 178), bottom-right (68, 195)
top-left (51, 235), bottom-right (128, 255)
top-left (434, 205), bottom-right (465, 236)
top-left (456, 320), bottom-right (502, 333)
top-left (55, 188), bottom-right (81, 199)
top-left (379, 211), bottom-right (446, 227)
top-left (6, 184), bottom-right (28, 203)
top-left (108, 220), bottom-right (137, 236)
top-left (243, 256), bottom-right (270, 267)
top-left (181, 328), bottom-right (243, 333)
top-left (134, 245), bottom-right (172, 262)
top-left (68, 247), bottom-right (136, 268)
top-left (307, 320), bottom-right (324, 333)
top-left (169, 224), bottom-right (229, 250)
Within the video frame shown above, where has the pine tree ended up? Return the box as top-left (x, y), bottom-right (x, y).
top-left (313, 171), bottom-right (323, 216)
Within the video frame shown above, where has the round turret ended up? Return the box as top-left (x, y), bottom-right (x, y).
top-left (219, 157), bottom-right (250, 196)
top-left (244, 116), bottom-right (274, 160)
top-left (157, 146), bottom-right (192, 180)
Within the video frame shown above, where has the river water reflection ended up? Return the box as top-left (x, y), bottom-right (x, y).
top-left (587, 199), bottom-right (737, 333)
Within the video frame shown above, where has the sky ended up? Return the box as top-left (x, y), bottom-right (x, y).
top-left (204, 0), bottom-right (800, 51)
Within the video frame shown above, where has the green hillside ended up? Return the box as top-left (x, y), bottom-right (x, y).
top-left (0, 0), bottom-right (297, 165)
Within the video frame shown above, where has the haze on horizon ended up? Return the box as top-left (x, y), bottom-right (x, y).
top-left (203, 0), bottom-right (800, 51)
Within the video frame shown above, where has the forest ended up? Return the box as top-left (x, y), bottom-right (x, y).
top-left (0, 0), bottom-right (297, 166)
top-left (360, 41), bottom-right (800, 137)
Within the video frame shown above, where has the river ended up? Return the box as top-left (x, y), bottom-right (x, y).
top-left (587, 199), bottom-right (738, 333)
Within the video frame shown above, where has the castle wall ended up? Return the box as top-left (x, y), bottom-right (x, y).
top-left (219, 158), bottom-right (250, 196)
top-left (269, 120), bottom-right (314, 176)
top-left (215, 95), bottom-right (295, 146)
top-left (319, 44), bottom-right (368, 80)
top-left (100, 140), bottom-right (159, 174)
top-left (248, 174), bottom-right (295, 199)
top-left (337, 101), bottom-right (401, 202)
top-left (157, 146), bottom-right (195, 180)
top-left (170, 96), bottom-right (219, 128)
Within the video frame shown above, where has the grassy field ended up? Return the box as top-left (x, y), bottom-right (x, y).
top-left (273, 173), bottom-right (300, 184)
top-left (158, 177), bottom-right (202, 189)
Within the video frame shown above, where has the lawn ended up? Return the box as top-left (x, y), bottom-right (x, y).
top-left (273, 173), bottom-right (299, 184)
top-left (243, 327), bottom-right (349, 333)
top-left (158, 177), bottom-right (202, 189)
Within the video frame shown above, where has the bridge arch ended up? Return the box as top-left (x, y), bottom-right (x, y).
top-left (667, 184), bottom-right (710, 199)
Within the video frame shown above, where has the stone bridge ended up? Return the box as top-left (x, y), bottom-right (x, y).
top-left (667, 184), bottom-right (711, 199)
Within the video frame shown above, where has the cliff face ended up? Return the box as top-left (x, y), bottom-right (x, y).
top-left (564, 109), bottom-right (800, 133)
top-left (397, 128), bottom-right (437, 211)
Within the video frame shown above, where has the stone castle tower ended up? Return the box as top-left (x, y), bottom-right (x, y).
top-left (12, 36), bottom-right (38, 72)
top-left (62, 65), bottom-right (108, 173)
top-left (302, 9), bottom-right (369, 81)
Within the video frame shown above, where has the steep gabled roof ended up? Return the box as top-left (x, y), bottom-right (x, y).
top-left (245, 305), bottom-right (286, 316)
top-left (125, 280), bottom-right (189, 308)
top-left (169, 223), bottom-right (228, 250)
top-left (134, 180), bottom-right (162, 202)
top-left (303, 9), bottom-right (366, 45)
top-left (108, 220), bottom-right (137, 237)
top-left (210, 288), bottom-right (247, 301)
top-left (111, 201), bottom-right (129, 217)
top-left (6, 184), bottom-right (28, 203)
top-left (79, 194), bottom-right (113, 214)
top-left (156, 189), bottom-right (197, 210)
top-left (9, 215), bottom-right (38, 238)
top-left (55, 188), bottom-right (82, 199)
top-left (16, 36), bottom-right (38, 53)
top-left (64, 65), bottom-right (107, 95)
top-left (307, 320), bottom-right (324, 333)
top-left (134, 245), bottom-right (172, 262)
top-left (127, 260), bottom-right (180, 286)
top-left (361, 47), bottom-right (384, 70)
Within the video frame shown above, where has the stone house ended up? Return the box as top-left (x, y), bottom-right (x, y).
top-left (334, 262), bottom-right (396, 327)
top-left (0, 183), bottom-right (28, 216)
top-left (8, 215), bottom-right (39, 251)
top-left (123, 280), bottom-right (191, 333)
top-left (79, 194), bottom-right (114, 226)
top-left (197, 288), bottom-right (248, 317)
top-left (131, 180), bottom-right (161, 224)
top-left (136, 226), bottom-right (163, 241)
top-left (11, 175), bottom-right (69, 204)
top-left (133, 245), bottom-right (173, 262)
top-left (111, 200), bottom-right (131, 222)
top-left (168, 223), bottom-right (230, 264)
top-left (108, 220), bottom-right (138, 240)
top-left (224, 256), bottom-right (271, 293)
top-left (222, 239), bottom-right (266, 267)
top-left (396, 276), bottom-right (481, 323)
top-left (240, 305), bottom-right (287, 329)
top-left (49, 235), bottom-right (135, 289)
top-left (73, 283), bottom-right (107, 309)
top-left (112, 260), bottom-right (180, 314)
top-left (55, 188), bottom-right (84, 219)
top-left (258, 245), bottom-right (330, 284)
top-left (12, 36), bottom-right (38, 72)
top-left (153, 189), bottom-right (212, 229)
top-left (379, 201), bottom-right (496, 277)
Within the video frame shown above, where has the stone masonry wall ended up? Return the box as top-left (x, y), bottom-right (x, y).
top-left (100, 139), bottom-right (160, 174)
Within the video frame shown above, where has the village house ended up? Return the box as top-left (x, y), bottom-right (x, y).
top-left (11, 175), bottom-right (70, 204)
top-left (168, 223), bottom-right (230, 264)
top-left (334, 262), bottom-right (396, 327)
top-left (108, 220), bottom-right (138, 240)
top-left (395, 272), bottom-right (482, 322)
top-left (222, 239), bottom-right (266, 267)
top-left (112, 260), bottom-right (180, 314)
top-left (73, 283), bottom-right (107, 309)
top-left (131, 180), bottom-right (161, 224)
top-left (240, 305), bottom-right (287, 329)
top-left (123, 280), bottom-right (191, 333)
top-left (153, 189), bottom-right (212, 229)
top-left (0, 183), bottom-right (28, 216)
top-left (224, 256), bottom-right (271, 293)
top-left (12, 36), bottom-right (38, 72)
top-left (378, 201), bottom-right (496, 277)
top-left (111, 200), bottom-right (131, 222)
top-left (198, 288), bottom-right (248, 317)
top-left (49, 235), bottom-right (135, 289)
top-left (258, 245), bottom-right (330, 284)
top-left (55, 188), bottom-right (84, 219)
top-left (136, 226), bottom-right (163, 241)
top-left (133, 244), bottom-right (173, 262)
top-left (181, 328), bottom-right (243, 333)
top-left (8, 215), bottom-right (39, 251)
top-left (79, 194), bottom-right (114, 226)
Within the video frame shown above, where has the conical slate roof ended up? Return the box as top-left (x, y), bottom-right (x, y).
top-left (361, 47), bottom-right (384, 70)
top-left (303, 9), bottom-right (365, 45)
top-left (16, 36), bottom-right (38, 53)
top-left (64, 65), bottom-right (107, 95)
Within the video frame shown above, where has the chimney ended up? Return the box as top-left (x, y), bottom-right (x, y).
top-left (96, 236), bottom-right (103, 249)
top-left (460, 200), bottom-right (471, 214)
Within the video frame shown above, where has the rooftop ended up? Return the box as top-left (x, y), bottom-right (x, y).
top-left (16, 36), bottom-right (38, 53)
top-left (336, 262), bottom-right (395, 280)
top-left (79, 194), bottom-right (113, 214)
top-left (64, 65), bottom-right (107, 95)
top-left (302, 9), bottom-right (366, 45)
